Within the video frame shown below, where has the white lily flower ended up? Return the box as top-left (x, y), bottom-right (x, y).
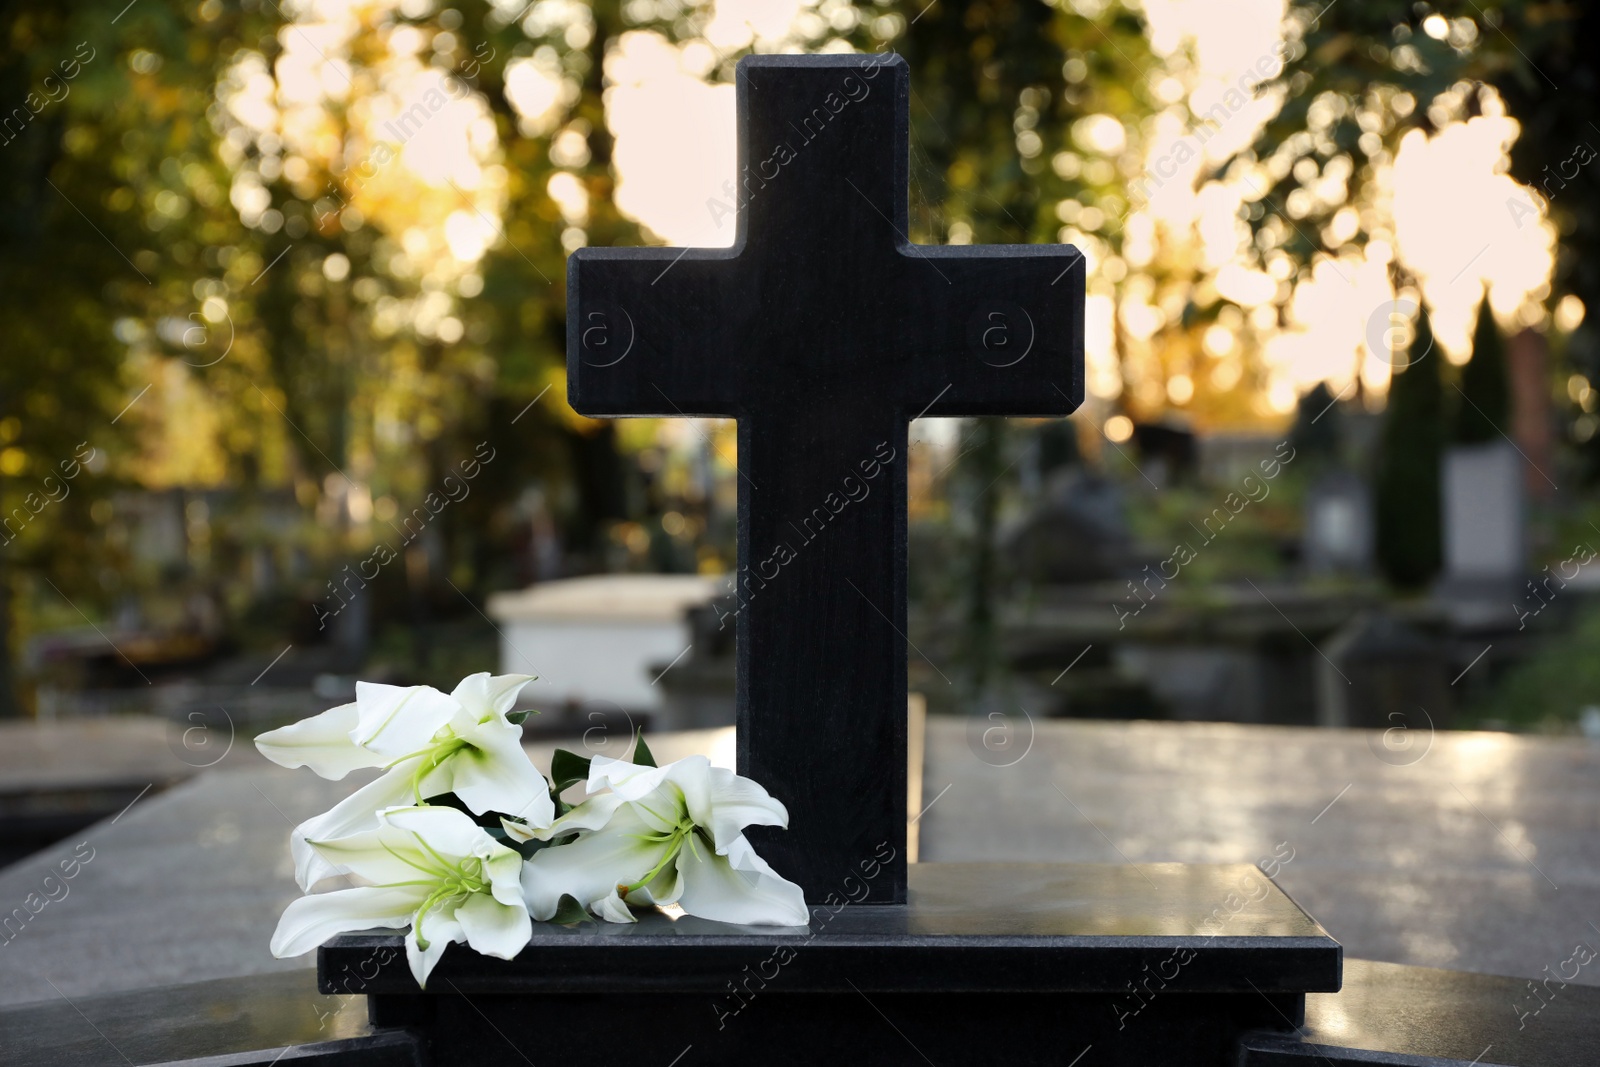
top-left (254, 673), bottom-right (554, 889)
top-left (522, 754), bottom-right (808, 927)
top-left (270, 805), bottom-right (531, 989)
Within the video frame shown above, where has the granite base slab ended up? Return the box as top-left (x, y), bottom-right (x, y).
top-left (324, 862), bottom-right (1341, 1066)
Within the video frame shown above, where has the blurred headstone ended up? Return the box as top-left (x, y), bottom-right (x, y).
top-left (1317, 612), bottom-right (1451, 729)
top-left (652, 594), bottom-right (739, 730)
top-left (1441, 441), bottom-right (1524, 585)
top-left (1131, 420), bottom-right (1196, 486)
top-left (486, 574), bottom-right (721, 719)
top-left (1004, 468), bottom-right (1130, 584)
top-left (1198, 431), bottom-right (1285, 486)
top-left (121, 489), bottom-right (187, 569)
top-left (1303, 470), bottom-right (1373, 576)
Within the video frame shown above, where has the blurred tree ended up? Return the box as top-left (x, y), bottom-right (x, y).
top-left (885, 0), bottom-right (1158, 698)
top-left (1286, 380), bottom-right (1341, 470)
top-left (1374, 303), bottom-right (1443, 588)
top-left (1453, 292), bottom-right (1509, 444)
top-left (1237, 5), bottom-right (1485, 265)
top-left (5, 0), bottom-right (1593, 714)
top-left (0, 6), bottom-right (126, 716)
top-left (0, 0), bottom-right (283, 714)
top-left (467, 0), bottom-right (649, 568)
top-left (1465, 604), bottom-right (1600, 732)
top-left (1486, 3), bottom-right (1600, 481)
top-left (1242, 2), bottom-right (1588, 421)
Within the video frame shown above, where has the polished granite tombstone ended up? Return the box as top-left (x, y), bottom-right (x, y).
top-left (324, 863), bottom-right (1336, 1065)
top-left (315, 50), bottom-right (1300, 1067)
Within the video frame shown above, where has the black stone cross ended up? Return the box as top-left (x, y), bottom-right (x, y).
top-left (567, 53), bottom-right (1083, 904)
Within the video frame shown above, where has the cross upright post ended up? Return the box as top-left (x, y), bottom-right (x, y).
top-left (567, 53), bottom-right (1084, 904)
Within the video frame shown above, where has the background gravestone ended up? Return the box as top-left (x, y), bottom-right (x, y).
top-left (1441, 441), bottom-right (1525, 585)
top-left (1303, 469), bottom-right (1374, 576)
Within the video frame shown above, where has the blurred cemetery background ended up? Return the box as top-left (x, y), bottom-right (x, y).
top-left (3, 0), bottom-right (1600, 991)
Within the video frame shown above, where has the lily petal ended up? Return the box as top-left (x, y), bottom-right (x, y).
top-left (350, 682), bottom-right (458, 760)
top-left (455, 892), bottom-right (532, 961)
top-left (590, 888), bottom-right (637, 924)
top-left (502, 791), bottom-right (624, 848)
top-left (254, 702), bottom-right (378, 780)
top-left (406, 913), bottom-right (464, 989)
top-left (700, 766), bottom-right (790, 852)
top-left (292, 766), bottom-right (416, 891)
top-left (499, 815), bottom-right (539, 844)
top-left (450, 672), bottom-right (536, 723)
top-left (270, 885), bottom-right (426, 959)
top-left (444, 717), bottom-right (554, 826)
top-left (674, 834), bottom-right (809, 927)
top-left (483, 848), bottom-right (527, 908)
top-left (587, 754), bottom-right (679, 802)
top-left (523, 792), bottom-right (625, 842)
top-left (305, 805), bottom-right (500, 887)
top-left (631, 857), bottom-right (683, 908)
top-left (308, 832), bottom-right (435, 888)
top-left (379, 805), bottom-right (508, 861)
top-left (521, 805), bottom-right (667, 921)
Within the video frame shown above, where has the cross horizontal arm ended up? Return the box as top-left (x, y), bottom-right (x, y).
top-left (567, 247), bottom-right (745, 418)
top-left (889, 242), bottom-right (1086, 419)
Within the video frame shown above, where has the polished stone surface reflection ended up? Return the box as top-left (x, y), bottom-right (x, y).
top-left (1243, 958), bottom-right (1600, 1066)
top-left (0, 728), bottom-right (731, 1007)
top-left (920, 717), bottom-right (1600, 987)
top-left (4, 716), bottom-right (1596, 1010)
top-left (0, 968), bottom-right (413, 1067)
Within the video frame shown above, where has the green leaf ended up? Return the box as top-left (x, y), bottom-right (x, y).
top-left (631, 729), bottom-right (657, 768)
top-left (550, 747), bottom-right (592, 792)
top-left (548, 893), bottom-right (592, 925)
top-left (506, 707), bottom-right (540, 725)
